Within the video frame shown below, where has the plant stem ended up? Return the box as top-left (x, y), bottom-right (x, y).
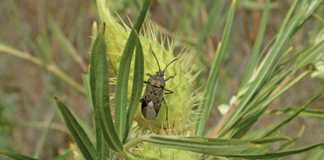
top-left (0, 43), bottom-right (86, 95)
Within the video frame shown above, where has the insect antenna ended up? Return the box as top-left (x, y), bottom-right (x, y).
top-left (150, 46), bottom-right (162, 71)
top-left (163, 57), bottom-right (178, 72)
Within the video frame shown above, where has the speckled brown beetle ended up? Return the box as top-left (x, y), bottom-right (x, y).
top-left (140, 48), bottom-right (177, 120)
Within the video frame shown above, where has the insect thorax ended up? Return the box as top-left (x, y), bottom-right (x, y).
top-left (148, 73), bottom-right (165, 88)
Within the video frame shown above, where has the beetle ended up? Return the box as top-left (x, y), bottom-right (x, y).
top-left (140, 49), bottom-right (177, 120)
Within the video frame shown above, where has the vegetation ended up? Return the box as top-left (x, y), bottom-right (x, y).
top-left (0, 0), bottom-right (323, 159)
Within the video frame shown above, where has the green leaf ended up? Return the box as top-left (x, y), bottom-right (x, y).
top-left (242, 0), bottom-right (270, 84)
top-left (141, 135), bottom-right (324, 159)
top-left (0, 151), bottom-right (38, 160)
top-left (95, 131), bottom-right (105, 160)
top-left (195, 0), bottom-right (237, 136)
top-left (55, 98), bottom-right (96, 160)
top-left (146, 136), bottom-right (289, 145)
top-left (81, 73), bottom-right (93, 109)
top-left (217, 0), bottom-right (323, 138)
top-left (124, 39), bottom-right (144, 143)
top-left (90, 33), bottom-right (106, 160)
top-left (115, 0), bottom-right (151, 139)
top-left (238, 143), bottom-right (324, 159)
top-left (261, 93), bottom-right (323, 137)
top-left (89, 26), bottom-right (122, 152)
top-left (231, 71), bottom-right (309, 138)
top-left (218, 0), bottom-right (300, 136)
top-left (295, 40), bottom-right (324, 69)
top-left (237, 39), bottom-right (323, 126)
top-left (271, 107), bottom-right (324, 119)
top-left (231, 37), bottom-right (324, 137)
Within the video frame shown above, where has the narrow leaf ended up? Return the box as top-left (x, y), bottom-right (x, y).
top-left (115, 0), bottom-right (151, 139)
top-left (89, 26), bottom-right (122, 152)
top-left (231, 143), bottom-right (324, 159)
top-left (55, 98), bottom-right (96, 160)
top-left (141, 135), bottom-right (324, 159)
top-left (242, 0), bottom-right (270, 84)
top-left (218, 0), bottom-right (322, 137)
top-left (231, 71), bottom-right (309, 137)
top-left (271, 107), bottom-right (324, 119)
top-left (261, 93), bottom-right (323, 137)
top-left (96, 132), bottom-right (106, 160)
top-left (124, 39), bottom-right (144, 142)
top-left (82, 73), bottom-right (107, 159)
top-left (195, 0), bottom-right (237, 136)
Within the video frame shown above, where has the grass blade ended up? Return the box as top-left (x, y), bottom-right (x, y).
top-left (115, 0), bottom-right (151, 139)
top-left (228, 38), bottom-right (324, 137)
top-left (195, 0), bottom-right (237, 136)
top-left (229, 39), bottom-right (324, 137)
top-left (55, 98), bottom-right (96, 160)
top-left (220, 0), bottom-right (300, 135)
top-left (231, 71), bottom-right (309, 137)
top-left (89, 26), bottom-right (122, 152)
top-left (217, 0), bottom-right (323, 137)
top-left (124, 39), bottom-right (144, 142)
top-left (242, 0), bottom-right (271, 84)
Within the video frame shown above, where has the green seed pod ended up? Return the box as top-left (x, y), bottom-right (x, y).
top-left (96, 0), bottom-right (201, 135)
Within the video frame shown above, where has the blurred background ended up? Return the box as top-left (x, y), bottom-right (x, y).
top-left (0, 0), bottom-right (323, 159)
